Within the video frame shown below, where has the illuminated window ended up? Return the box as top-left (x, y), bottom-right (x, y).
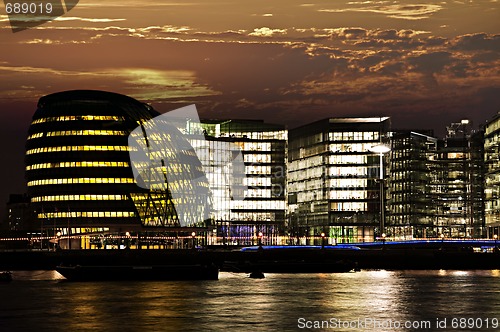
top-left (26, 161), bottom-right (129, 171)
top-left (230, 200), bottom-right (285, 210)
top-left (486, 118), bottom-right (500, 136)
top-left (26, 145), bottom-right (130, 155)
top-left (330, 143), bottom-right (372, 153)
top-left (27, 133), bottom-right (44, 139)
top-left (31, 195), bottom-right (127, 202)
top-left (244, 154), bottom-right (271, 163)
top-left (330, 202), bottom-right (367, 211)
top-left (329, 131), bottom-right (378, 141)
top-left (448, 152), bottom-right (466, 159)
top-left (246, 165), bottom-right (271, 174)
top-left (244, 189), bottom-right (272, 198)
top-left (244, 178), bottom-right (271, 187)
top-left (31, 115), bottom-right (125, 124)
top-left (27, 130), bottom-right (127, 140)
top-left (329, 166), bottom-right (371, 177)
top-left (27, 178), bottom-right (134, 186)
top-left (364, 132), bottom-right (379, 140)
top-left (37, 211), bottom-right (135, 219)
top-left (243, 142), bottom-right (271, 151)
top-left (329, 190), bottom-right (367, 199)
top-left (329, 155), bottom-right (366, 164)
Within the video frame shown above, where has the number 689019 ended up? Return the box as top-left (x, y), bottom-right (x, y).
top-left (5, 2), bottom-right (53, 15)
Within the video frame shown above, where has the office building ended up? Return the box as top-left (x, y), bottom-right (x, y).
top-left (484, 113), bottom-right (500, 237)
top-left (432, 120), bottom-right (484, 238)
top-left (5, 194), bottom-right (35, 231)
top-left (287, 117), bottom-right (390, 243)
top-left (25, 90), bottom-right (196, 248)
top-left (187, 120), bottom-right (287, 244)
top-left (387, 130), bottom-right (437, 238)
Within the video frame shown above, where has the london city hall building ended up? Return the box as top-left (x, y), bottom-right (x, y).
top-left (25, 90), bottom-right (209, 249)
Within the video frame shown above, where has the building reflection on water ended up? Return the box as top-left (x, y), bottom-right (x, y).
top-left (2, 270), bottom-right (500, 331)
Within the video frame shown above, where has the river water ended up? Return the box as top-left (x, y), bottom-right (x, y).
top-left (1, 270), bottom-right (500, 331)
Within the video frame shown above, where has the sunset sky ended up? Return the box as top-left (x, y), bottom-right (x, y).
top-left (0, 0), bottom-right (499, 209)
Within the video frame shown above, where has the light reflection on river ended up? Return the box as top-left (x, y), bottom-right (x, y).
top-left (1, 270), bottom-right (499, 331)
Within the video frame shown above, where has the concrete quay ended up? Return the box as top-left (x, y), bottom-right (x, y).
top-left (1, 240), bottom-right (499, 272)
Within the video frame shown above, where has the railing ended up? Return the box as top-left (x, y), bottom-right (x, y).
top-left (2, 234), bottom-right (500, 251)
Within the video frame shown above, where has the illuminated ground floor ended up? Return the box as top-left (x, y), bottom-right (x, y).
top-left (486, 224), bottom-right (500, 239)
top-left (3, 221), bottom-right (495, 250)
top-left (22, 222), bottom-right (285, 249)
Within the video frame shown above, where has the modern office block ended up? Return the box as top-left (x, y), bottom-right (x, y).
top-left (432, 120), bottom-right (484, 238)
top-left (288, 117), bottom-right (390, 243)
top-left (387, 130), bottom-right (437, 239)
top-left (484, 113), bottom-right (500, 237)
top-left (186, 120), bottom-right (287, 244)
top-left (5, 194), bottom-right (35, 231)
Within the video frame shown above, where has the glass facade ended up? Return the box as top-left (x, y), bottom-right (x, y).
top-left (288, 117), bottom-right (390, 243)
top-left (484, 114), bottom-right (500, 237)
top-left (470, 130), bottom-right (486, 237)
top-left (431, 121), bottom-right (484, 238)
top-left (186, 120), bottom-right (287, 244)
top-left (128, 110), bottom-right (211, 228)
top-left (25, 90), bottom-right (182, 246)
top-left (387, 131), bottom-right (437, 239)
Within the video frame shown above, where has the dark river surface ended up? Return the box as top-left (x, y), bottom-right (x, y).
top-left (1, 270), bottom-right (500, 331)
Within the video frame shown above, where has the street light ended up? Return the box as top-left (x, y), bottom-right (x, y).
top-left (56, 231), bottom-right (61, 250)
top-left (125, 231), bottom-right (131, 249)
top-left (369, 143), bottom-right (391, 237)
top-left (191, 231), bottom-right (196, 249)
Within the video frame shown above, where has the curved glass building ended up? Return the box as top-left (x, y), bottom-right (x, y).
top-left (25, 90), bottom-right (204, 241)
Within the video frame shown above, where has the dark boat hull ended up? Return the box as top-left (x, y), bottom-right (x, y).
top-left (225, 260), bottom-right (356, 273)
top-left (56, 264), bottom-right (219, 281)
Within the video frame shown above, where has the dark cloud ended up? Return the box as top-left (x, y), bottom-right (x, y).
top-left (357, 55), bottom-right (385, 68)
top-left (425, 36), bottom-right (447, 47)
top-left (448, 62), bottom-right (471, 78)
top-left (352, 38), bottom-right (423, 49)
top-left (450, 33), bottom-right (500, 51)
top-left (375, 61), bottom-right (406, 76)
top-left (471, 51), bottom-right (499, 63)
top-left (408, 52), bottom-right (453, 74)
